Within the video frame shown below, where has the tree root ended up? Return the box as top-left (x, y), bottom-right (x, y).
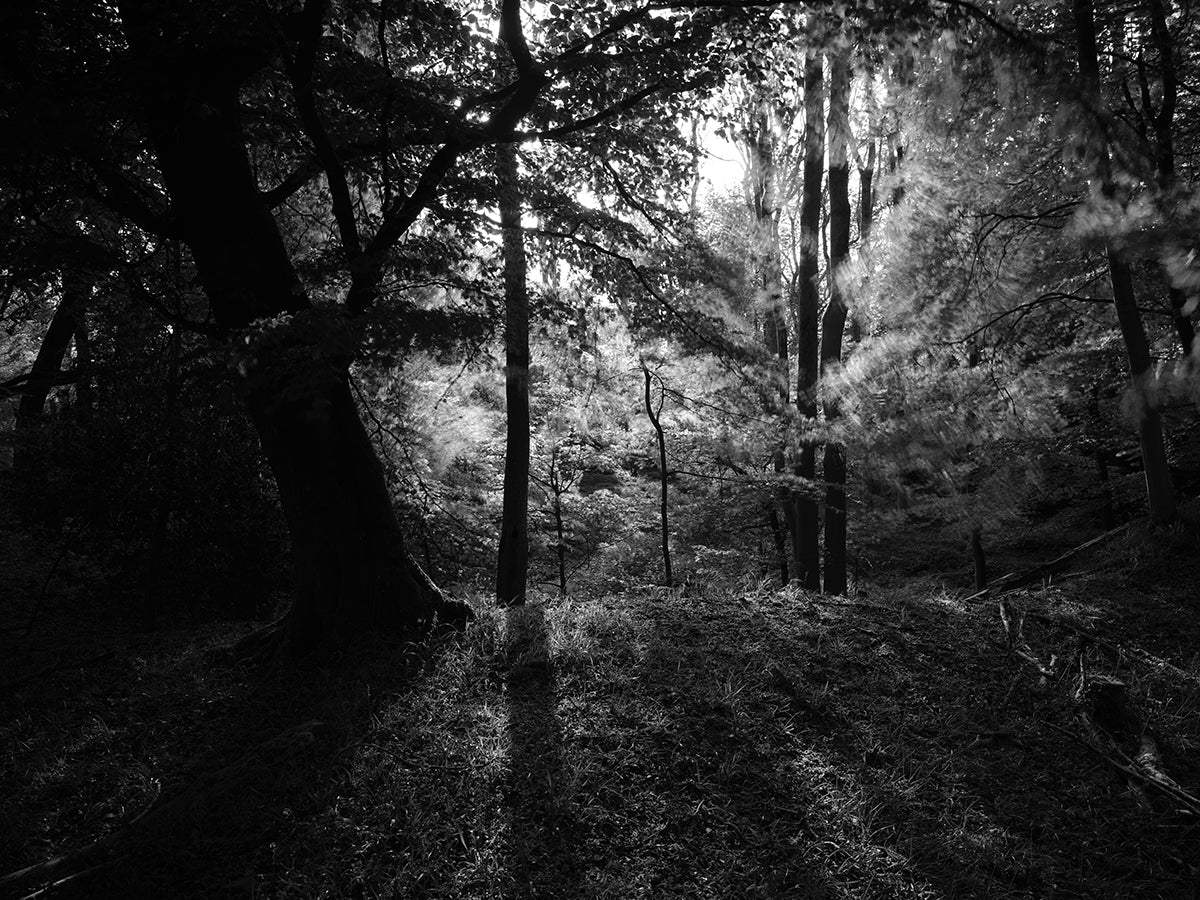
top-left (0, 720), bottom-right (326, 898)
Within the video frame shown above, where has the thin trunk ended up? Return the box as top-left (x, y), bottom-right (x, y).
top-left (850, 139), bottom-right (874, 345)
top-left (971, 526), bottom-right (987, 590)
top-left (550, 454), bottom-right (568, 597)
top-left (120, 3), bottom-right (462, 653)
top-left (496, 143), bottom-right (530, 607)
top-left (1075, 0), bottom-right (1176, 524)
top-left (1095, 449), bottom-right (1116, 530)
top-left (821, 50), bottom-right (851, 597)
top-left (767, 503), bottom-right (789, 587)
top-left (887, 135), bottom-right (905, 206)
top-left (688, 116), bottom-right (702, 215)
top-left (145, 320), bottom-right (181, 627)
top-left (794, 45), bottom-right (823, 590)
top-left (643, 365), bottom-right (672, 587)
top-left (1145, 0), bottom-right (1194, 357)
top-left (746, 101), bottom-right (791, 582)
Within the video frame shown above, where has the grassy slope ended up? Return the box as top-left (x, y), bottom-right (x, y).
top-left (2, 528), bottom-right (1200, 899)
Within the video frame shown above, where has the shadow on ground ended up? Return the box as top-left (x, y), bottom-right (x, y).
top-left (1, 624), bottom-right (441, 899)
top-left (500, 604), bottom-right (584, 899)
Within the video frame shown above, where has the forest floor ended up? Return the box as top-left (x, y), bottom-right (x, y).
top-left (3, 515), bottom-right (1200, 898)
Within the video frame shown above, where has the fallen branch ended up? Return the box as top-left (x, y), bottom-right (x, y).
top-left (1023, 611), bottom-right (1200, 688)
top-left (1048, 718), bottom-right (1200, 816)
top-left (964, 523), bottom-right (1131, 603)
top-left (0, 720), bottom-right (326, 897)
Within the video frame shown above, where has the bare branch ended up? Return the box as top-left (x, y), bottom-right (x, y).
top-left (284, 0), bottom-right (363, 262)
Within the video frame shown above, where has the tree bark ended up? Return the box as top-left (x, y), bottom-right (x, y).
top-left (1142, 0), bottom-right (1195, 357)
top-left (550, 451), bottom-right (568, 597)
top-left (643, 365), bottom-right (672, 587)
top-left (119, 2), bottom-right (463, 654)
top-left (15, 270), bottom-right (91, 424)
top-left (821, 50), bottom-right (851, 597)
top-left (1074, 0), bottom-right (1177, 525)
top-left (496, 143), bottom-right (531, 606)
top-left (794, 45), bottom-right (824, 590)
top-left (971, 526), bottom-right (987, 590)
top-left (745, 101), bottom-right (791, 584)
top-left (13, 256), bottom-right (93, 520)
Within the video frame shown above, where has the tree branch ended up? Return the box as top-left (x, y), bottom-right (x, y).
top-left (285, 0), bottom-right (363, 263)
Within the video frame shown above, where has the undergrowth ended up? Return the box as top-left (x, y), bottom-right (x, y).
top-left (4, 539), bottom-right (1200, 898)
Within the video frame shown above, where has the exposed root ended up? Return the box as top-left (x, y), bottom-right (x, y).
top-left (0, 720), bottom-right (326, 897)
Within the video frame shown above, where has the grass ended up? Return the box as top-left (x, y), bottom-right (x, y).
top-left (3, 533), bottom-right (1200, 898)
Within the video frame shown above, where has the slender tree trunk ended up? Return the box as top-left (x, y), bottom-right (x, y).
top-left (120, 4), bottom-right (462, 654)
top-left (850, 139), bottom-right (875, 344)
top-left (550, 454), bottom-right (568, 597)
top-left (643, 365), bottom-right (672, 587)
top-left (821, 50), bottom-right (851, 596)
top-left (145, 319), bottom-right (181, 628)
top-left (745, 101), bottom-right (792, 584)
top-left (1075, 0), bottom-right (1177, 525)
top-left (1143, 0), bottom-right (1195, 357)
top-left (794, 45), bottom-right (824, 590)
top-left (971, 526), bottom-right (987, 590)
top-left (496, 143), bottom-right (530, 607)
top-left (766, 504), bottom-right (789, 587)
top-left (1095, 449), bottom-right (1116, 530)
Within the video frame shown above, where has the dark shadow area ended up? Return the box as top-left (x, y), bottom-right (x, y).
top-left (0, 620), bottom-right (444, 900)
top-left (627, 600), bottom-right (841, 899)
top-left (499, 603), bottom-right (583, 900)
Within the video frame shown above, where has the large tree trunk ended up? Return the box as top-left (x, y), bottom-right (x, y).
top-left (793, 45), bottom-right (824, 590)
top-left (821, 50), bottom-right (851, 597)
top-left (120, 3), bottom-right (461, 654)
top-left (13, 263), bottom-right (93, 496)
top-left (496, 143), bottom-right (531, 606)
top-left (1074, 0), bottom-right (1177, 525)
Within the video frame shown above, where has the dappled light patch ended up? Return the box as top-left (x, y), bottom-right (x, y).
top-left (5, 564), bottom-right (1200, 896)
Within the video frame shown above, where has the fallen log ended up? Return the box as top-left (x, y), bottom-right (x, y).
top-left (964, 523), bottom-right (1131, 603)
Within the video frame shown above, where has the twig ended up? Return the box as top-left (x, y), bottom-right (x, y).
top-left (1046, 718), bottom-right (1200, 816)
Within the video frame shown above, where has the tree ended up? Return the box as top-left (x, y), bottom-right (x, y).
top-left (820, 46), bottom-right (852, 596)
top-left (1, 0), bottom-right (723, 654)
top-left (1073, 0), bottom-right (1177, 524)
top-left (642, 360), bottom-right (674, 586)
top-left (496, 144), bottom-right (531, 606)
top-left (793, 39), bottom-right (824, 590)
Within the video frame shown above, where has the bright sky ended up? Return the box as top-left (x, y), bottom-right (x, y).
top-left (696, 124), bottom-right (745, 201)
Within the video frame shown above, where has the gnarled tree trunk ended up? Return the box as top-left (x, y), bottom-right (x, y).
top-left (13, 262), bottom-right (93, 505)
top-left (120, 2), bottom-right (461, 655)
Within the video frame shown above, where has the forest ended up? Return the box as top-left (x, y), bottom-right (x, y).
top-left (1, 0), bottom-right (1199, 896)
